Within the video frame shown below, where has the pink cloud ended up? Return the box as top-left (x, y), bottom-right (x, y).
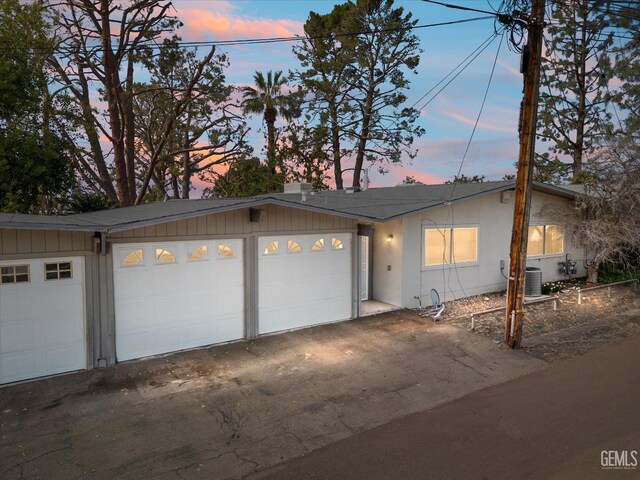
top-left (178, 8), bottom-right (303, 41)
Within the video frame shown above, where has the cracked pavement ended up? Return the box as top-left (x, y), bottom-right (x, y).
top-left (1, 311), bottom-right (547, 480)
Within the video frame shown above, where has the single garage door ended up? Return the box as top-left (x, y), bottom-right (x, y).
top-left (0, 257), bottom-right (86, 384)
top-left (113, 240), bottom-right (244, 361)
top-left (258, 233), bottom-right (352, 334)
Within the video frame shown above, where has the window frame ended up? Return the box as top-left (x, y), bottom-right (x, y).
top-left (44, 261), bottom-right (73, 281)
top-left (526, 224), bottom-right (564, 257)
top-left (0, 264), bottom-right (31, 285)
top-left (422, 225), bottom-right (479, 269)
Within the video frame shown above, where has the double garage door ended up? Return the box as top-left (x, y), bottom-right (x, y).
top-left (0, 257), bottom-right (86, 384)
top-left (113, 234), bottom-right (352, 361)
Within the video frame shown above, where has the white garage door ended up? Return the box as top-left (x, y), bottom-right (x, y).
top-left (113, 240), bottom-right (244, 361)
top-left (258, 233), bottom-right (352, 334)
top-left (0, 257), bottom-right (86, 384)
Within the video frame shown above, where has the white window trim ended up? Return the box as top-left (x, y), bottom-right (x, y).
top-left (44, 261), bottom-right (73, 281)
top-left (422, 225), bottom-right (479, 270)
top-left (526, 224), bottom-right (564, 258)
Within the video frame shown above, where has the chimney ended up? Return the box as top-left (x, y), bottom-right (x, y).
top-left (284, 182), bottom-right (313, 194)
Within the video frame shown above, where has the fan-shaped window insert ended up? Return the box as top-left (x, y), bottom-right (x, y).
top-left (122, 249), bottom-right (144, 266)
top-left (188, 245), bottom-right (208, 261)
top-left (311, 238), bottom-right (325, 251)
top-left (218, 244), bottom-right (235, 258)
top-left (155, 248), bottom-right (176, 264)
top-left (287, 240), bottom-right (302, 254)
top-left (331, 238), bottom-right (344, 250)
top-left (263, 241), bottom-right (279, 255)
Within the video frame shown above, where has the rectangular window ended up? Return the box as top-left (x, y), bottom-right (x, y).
top-left (44, 262), bottom-right (73, 280)
top-left (0, 265), bottom-right (30, 284)
top-left (424, 227), bottom-right (477, 266)
top-left (527, 225), bottom-right (564, 256)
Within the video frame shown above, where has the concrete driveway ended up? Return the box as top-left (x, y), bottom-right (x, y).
top-left (0, 310), bottom-right (546, 480)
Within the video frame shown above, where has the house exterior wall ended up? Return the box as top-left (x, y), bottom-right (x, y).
top-left (392, 190), bottom-right (586, 308)
top-left (1, 206), bottom-right (358, 376)
top-left (371, 219), bottom-right (403, 306)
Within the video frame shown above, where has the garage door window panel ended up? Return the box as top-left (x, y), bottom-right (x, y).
top-left (1, 265), bottom-right (30, 284)
top-left (311, 238), bottom-right (325, 251)
top-left (44, 262), bottom-right (72, 280)
top-left (287, 240), bottom-right (302, 254)
top-left (121, 248), bottom-right (144, 267)
top-left (218, 244), bottom-right (236, 259)
top-left (155, 247), bottom-right (177, 264)
top-left (188, 245), bottom-right (208, 262)
top-left (331, 238), bottom-right (344, 250)
top-left (263, 241), bottom-right (279, 256)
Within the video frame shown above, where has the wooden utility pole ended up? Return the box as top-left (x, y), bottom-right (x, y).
top-left (505, 0), bottom-right (546, 348)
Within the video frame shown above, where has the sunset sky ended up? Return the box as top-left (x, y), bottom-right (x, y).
top-left (172, 0), bottom-right (525, 187)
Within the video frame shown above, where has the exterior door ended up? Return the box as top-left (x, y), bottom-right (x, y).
top-left (359, 236), bottom-right (370, 301)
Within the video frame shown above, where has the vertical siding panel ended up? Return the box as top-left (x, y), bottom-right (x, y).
top-left (155, 223), bottom-right (167, 237)
top-left (5, 229), bottom-right (19, 254)
top-left (58, 230), bottom-right (73, 252)
top-left (313, 213), bottom-right (321, 230)
top-left (71, 232), bottom-right (85, 251)
top-left (276, 206), bottom-right (285, 231)
top-left (31, 230), bottom-right (46, 253)
top-left (269, 205), bottom-right (278, 232)
top-left (144, 225), bottom-right (156, 237)
top-left (243, 209), bottom-right (252, 234)
top-left (166, 221), bottom-right (177, 237)
top-left (216, 213), bottom-right (226, 235)
top-left (234, 210), bottom-right (244, 235)
top-left (197, 216), bottom-right (207, 235)
top-left (16, 230), bottom-right (31, 254)
top-left (290, 208), bottom-right (299, 231)
top-left (45, 230), bottom-right (60, 252)
top-left (187, 218), bottom-right (198, 236)
top-left (176, 220), bottom-right (189, 237)
top-left (110, 231), bottom-right (122, 239)
top-left (133, 228), bottom-right (146, 238)
top-left (207, 214), bottom-right (217, 235)
top-left (223, 212), bottom-right (233, 234)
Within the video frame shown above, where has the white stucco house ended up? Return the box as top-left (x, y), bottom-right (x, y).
top-left (0, 180), bottom-right (585, 384)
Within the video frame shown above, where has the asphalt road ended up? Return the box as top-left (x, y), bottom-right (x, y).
top-left (249, 334), bottom-right (640, 480)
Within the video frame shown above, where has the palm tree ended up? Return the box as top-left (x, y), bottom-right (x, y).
top-left (241, 71), bottom-right (297, 174)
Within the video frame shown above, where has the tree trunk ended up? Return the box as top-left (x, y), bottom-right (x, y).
top-left (587, 261), bottom-right (599, 283)
top-left (353, 94), bottom-right (373, 188)
top-left (265, 108), bottom-right (277, 174)
top-left (124, 52), bottom-right (137, 201)
top-left (100, 0), bottom-right (130, 206)
top-left (330, 106), bottom-right (343, 190)
top-left (573, 14), bottom-right (588, 182)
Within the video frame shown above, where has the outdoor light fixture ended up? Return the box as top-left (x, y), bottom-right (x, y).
top-left (387, 234), bottom-right (394, 242)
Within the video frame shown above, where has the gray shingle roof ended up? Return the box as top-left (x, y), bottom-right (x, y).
top-left (0, 181), bottom-right (580, 232)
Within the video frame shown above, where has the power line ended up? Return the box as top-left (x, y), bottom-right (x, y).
top-left (449, 33), bottom-right (505, 202)
top-left (420, 0), bottom-right (501, 16)
top-left (0, 15), bottom-right (495, 54)
top-left (414, 31), bottom-right (503, 113)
